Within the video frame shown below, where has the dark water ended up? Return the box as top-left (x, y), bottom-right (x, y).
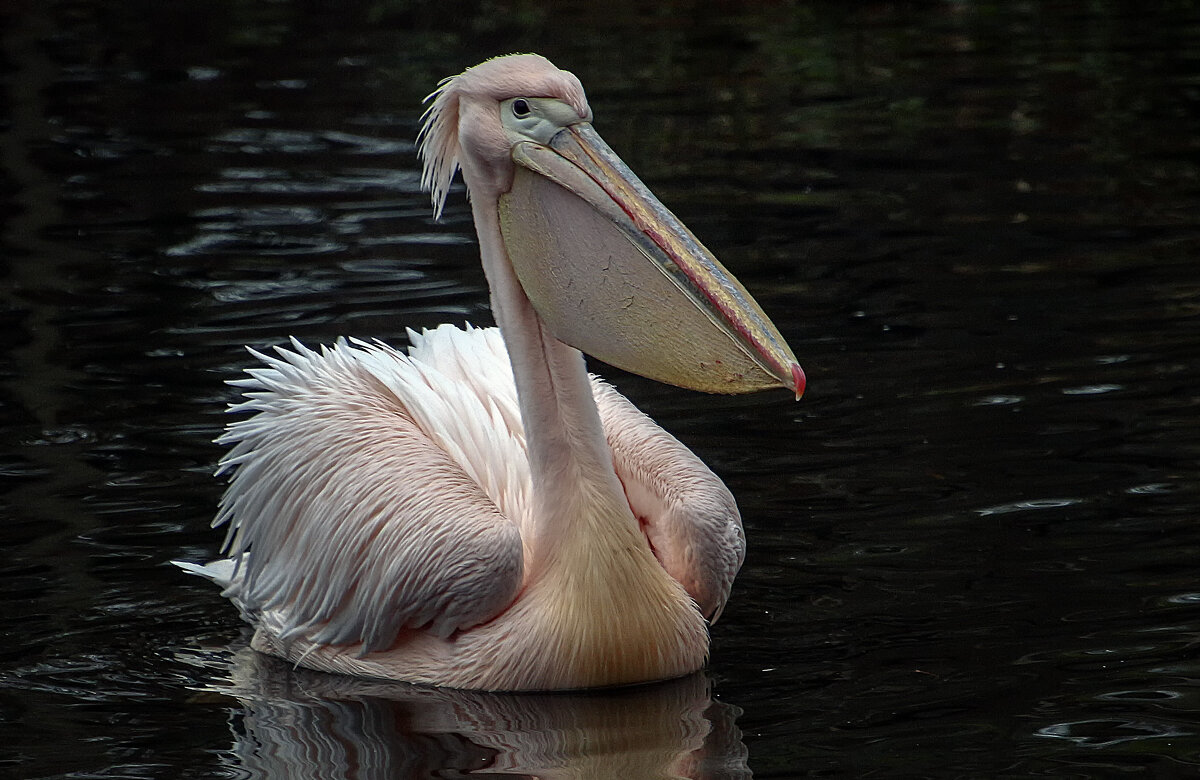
top-left (3, 1), bottom-right (1199, 777)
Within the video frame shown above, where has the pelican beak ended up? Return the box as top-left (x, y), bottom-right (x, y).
top-left (499, 122), bottom-right (804, 398)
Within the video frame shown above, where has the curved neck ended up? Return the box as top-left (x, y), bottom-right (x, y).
top-left (469, 197), bottom-right (637, 567)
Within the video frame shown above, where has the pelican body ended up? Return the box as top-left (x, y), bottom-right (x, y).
top-left (180, 54), bottom-right (804, 691)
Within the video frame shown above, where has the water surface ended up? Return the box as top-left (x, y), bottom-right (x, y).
top-left (2, 2), bottom-right (1199, 777)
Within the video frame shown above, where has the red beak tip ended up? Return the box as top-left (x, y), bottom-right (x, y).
top-left (791, 363), bottom-right (806, 401)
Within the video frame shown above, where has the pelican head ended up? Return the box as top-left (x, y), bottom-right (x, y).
top-left (420, 54), bottom-right (804, 398)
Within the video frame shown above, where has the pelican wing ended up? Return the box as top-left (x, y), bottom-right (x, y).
top-left (592, 380), bottom-right (745, 622)
top-left (213, 337), bottom-right (525, 654)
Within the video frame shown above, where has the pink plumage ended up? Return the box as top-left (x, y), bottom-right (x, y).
top-left (178, 53), bottom-right (801, 691)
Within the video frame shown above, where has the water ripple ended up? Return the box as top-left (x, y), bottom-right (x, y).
top-left (976, 497), bottom-right (1082, 516)
top-left (1062, 383), bottom-right (1124, 396)
top-left (197, 167), bottom-right (420, 195)
top-left (165, 231), bottom-right (346, 257)
top-left (1096, 689), bottom-right (1183, 702)
top-left (1035, 718), bottom-right (1190, 747)
top-left (208, 128), bottom-right (414, 156)
top-left (971, 394), bottom-right (1023, 406)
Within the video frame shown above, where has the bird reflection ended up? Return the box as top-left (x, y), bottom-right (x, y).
top-left (212, 647), bottom-right (752, 779)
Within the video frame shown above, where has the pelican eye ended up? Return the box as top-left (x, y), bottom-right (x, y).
top-left (511, 98), bottom-right (531, 118)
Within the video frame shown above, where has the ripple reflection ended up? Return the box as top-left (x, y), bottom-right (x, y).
top-left (204, 649), bottom-right (751, 780)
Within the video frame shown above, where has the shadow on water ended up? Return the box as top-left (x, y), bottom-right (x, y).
top-left (2, 0), bottom-right (1200, 777)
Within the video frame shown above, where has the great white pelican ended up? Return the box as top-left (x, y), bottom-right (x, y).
top-left (178, 53), bottom-right (804, 691)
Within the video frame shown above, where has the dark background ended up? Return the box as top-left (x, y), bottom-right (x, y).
top-left (2, 2), bottom-right (1199, 777)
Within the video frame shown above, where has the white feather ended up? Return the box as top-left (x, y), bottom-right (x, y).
top-left (417, 76), bottom-right (460, 220)
top-left (185, 326), bottom-right (741, 679)
top-left (209, 327), bottom-right (529, 653)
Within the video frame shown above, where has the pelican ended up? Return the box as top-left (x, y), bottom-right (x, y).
top-left (178, 53), bottom-right (804, 691)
